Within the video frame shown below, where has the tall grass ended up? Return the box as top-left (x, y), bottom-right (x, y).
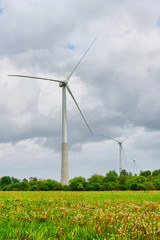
top-left (0, 191), bottom-right (159, 239)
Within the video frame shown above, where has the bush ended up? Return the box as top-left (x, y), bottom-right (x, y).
top-left (152, 178), bottom-right (160, 190)
top-left (103, 182), bottom-right (115, 191)
top-left (20, 182), bottom-right (29, 191)
top-left (130, 182), bottom-right (138, 190)
top-left (104, 170), bottom-right (118, 183)
top-left (0, 176), bottom-right (12, 186)
top-left (29, 185), bottom-right (38, 191)
top-left (137, 184), bottom-right (147, 190)
top-left (69, 177), bottom-right (86, 191)
top-left (39, 184), bottom-right (49, 191)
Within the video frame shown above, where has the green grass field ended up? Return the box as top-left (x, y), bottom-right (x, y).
top-left (0, 191), bottom-right (159, 239)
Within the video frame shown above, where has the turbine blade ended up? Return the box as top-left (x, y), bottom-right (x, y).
top-left (8, 74), bottom-right (64, 84)
top-left (100, 134), bottom-right (119, 143)
top-left (121, 130), bottom-right (135, 143)
top-left (66, 85), bottom-right (92, 134)
top-left (135, 160), bottom-right (138, 174)
top-left (125, 155), bottom-right (135, 161)
top-left (67, 37), bottom-right (97, 81)
top-left (121, 145), bottom-right (127, 166)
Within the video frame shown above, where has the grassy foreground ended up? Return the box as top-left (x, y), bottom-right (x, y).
top-left (0, 191), bottom-right (159, 239)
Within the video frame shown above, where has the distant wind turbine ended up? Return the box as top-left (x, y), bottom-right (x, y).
top-left (100, 133), bottom-right (132, 175)
top-left (125, 155), bottom-right (137, 176)
top-left (8, 38), bottom-right (97, 185)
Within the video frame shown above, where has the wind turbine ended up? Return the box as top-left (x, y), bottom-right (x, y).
top-left (100, 133), bottom-right (132, 175)
top-left (8, 38), bottom-right (96, 185)
top-left (125, 155), bottom-right (137, 176)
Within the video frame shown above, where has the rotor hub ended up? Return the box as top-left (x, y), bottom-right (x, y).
top-left (59, 80), bottom-right (68, 87)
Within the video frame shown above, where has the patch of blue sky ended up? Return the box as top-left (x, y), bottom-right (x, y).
top-left (157, 17), bottom-right (160, 27)
top-left (67, 43), bottom-right (75, 50)
top-left (0, 8), bottom-right (4, 15)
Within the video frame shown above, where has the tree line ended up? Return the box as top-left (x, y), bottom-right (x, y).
top-left (0, 169), bottom-right (160, 191)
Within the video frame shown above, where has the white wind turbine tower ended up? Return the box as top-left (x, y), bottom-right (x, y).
top-left (125, 155), bottom-right (138, 176)
top-left (8, 38), bottom-right (96, 185)
top-left (100, 134), bottom-right (132, 175)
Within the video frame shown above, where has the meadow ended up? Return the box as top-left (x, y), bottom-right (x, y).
top-left (0, 191), bottom-right (159, 240)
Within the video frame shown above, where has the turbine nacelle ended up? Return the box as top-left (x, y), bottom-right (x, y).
top-left (59, 80), bottom-right (68, 87)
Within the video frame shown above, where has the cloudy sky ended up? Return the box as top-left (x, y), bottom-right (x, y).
top-left (0, 0), bottom-right (160, 181)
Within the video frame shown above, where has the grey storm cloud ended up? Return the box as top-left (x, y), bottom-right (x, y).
top-left (0, 0), bottom-right (160, 180)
